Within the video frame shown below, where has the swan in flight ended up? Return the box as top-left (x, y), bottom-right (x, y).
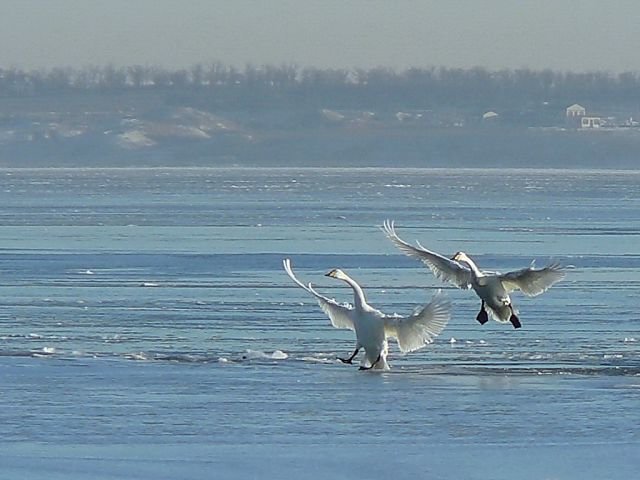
top-left (381, 220), bottom-right (565, 329)
top-left (283, 258), bottom-right (450, 370)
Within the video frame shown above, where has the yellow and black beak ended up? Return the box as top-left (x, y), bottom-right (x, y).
top-left (325, 269), bottom-right (338, 278)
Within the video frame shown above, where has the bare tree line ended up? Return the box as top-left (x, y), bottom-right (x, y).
top-left (1, 63), bottom-right (639, 108)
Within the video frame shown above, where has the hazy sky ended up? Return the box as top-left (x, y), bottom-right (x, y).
top-left (2, 0), bottom-right (640, 72)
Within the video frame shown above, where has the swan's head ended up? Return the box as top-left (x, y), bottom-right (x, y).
top-left (325, 268), bottom-right (348, 280)
top-left (452, 251), bottom-right (472, 265)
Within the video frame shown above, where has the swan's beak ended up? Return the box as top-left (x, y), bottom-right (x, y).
top-left (325, 269), bottom-right (337, 278)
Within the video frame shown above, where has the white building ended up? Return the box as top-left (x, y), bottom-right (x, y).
top-left (566, 104), bottom-right (586, 117)
top-left (580, 116), bottom-right (602, 129)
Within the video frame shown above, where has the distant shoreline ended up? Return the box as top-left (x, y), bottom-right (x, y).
top-left (2, 166), bottom-right (639, 174)
top-left (1, 77), bottom-right (639, 169)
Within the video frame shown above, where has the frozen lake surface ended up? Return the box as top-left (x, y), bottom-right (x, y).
top-left (0, 167), bottom-right (638, 479)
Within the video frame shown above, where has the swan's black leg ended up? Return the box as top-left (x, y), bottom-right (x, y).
top-left (338, 347), bottom-right (359, 364)
top-left (359, 354), bottom-right (382, 371)
top-left (509, 307), bottom-right (521, 329)
top-left (476, 301), bottom-right (489, 325)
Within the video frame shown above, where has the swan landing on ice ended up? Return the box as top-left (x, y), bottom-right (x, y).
top-left (283, 258), bottom-right (450, 370)
top-left (382, 220), bottom-right (566, 329)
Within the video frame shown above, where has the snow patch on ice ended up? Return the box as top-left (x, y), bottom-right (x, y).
top-left (241, 349), bottom-right (289, 361)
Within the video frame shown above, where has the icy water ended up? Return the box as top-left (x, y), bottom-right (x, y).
top-left (0, 167), bottom-right (638, 480)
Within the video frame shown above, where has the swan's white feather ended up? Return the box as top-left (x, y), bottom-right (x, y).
top-left (381, 220), bottom-right (472, 289)
top-left (384, 290), bottom-right (451, 353)
top-left (500, 262), bottom-right (566, 296)
top-left (283, 258), bottom-right (355, 331)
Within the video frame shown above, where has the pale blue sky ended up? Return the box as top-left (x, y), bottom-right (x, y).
top-left (2, 0), bottom-right (639, 72)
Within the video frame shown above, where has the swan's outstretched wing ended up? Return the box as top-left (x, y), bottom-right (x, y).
top-left (283, 258), bottom-right (355, 331)
top-left (381, 220), bottom-right (472, 289)
top-left (500, 261), bottom-right (565, 296)
top-left (384, 290), bottom-right (451, 353)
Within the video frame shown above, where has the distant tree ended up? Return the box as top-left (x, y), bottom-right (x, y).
top-left (205, 62), bottom-right (228, 87)
top-left (1, 61), bottom-right (640, 113)
top-left (149, 66), bottom-right (172, 88)
top-left (99, 64), bottom-right (127, 90)
top-left (190, 63), bottom-right (205, 87)
top-left (169, 69), bottom-right (189, 88)
top-left (128, 65), bottom-right (149, 88)
top-left (46, 67), bottom-right (72, 91)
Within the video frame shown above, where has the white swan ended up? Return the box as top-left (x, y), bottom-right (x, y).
top-left (283, 258), bottom-right (450, 370)
top-left (381, 220), bottom-right (566, 329)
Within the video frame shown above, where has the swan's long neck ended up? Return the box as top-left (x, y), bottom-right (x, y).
top-left (462, 257), bottom-right (483, 279)
top-left (340, 274), bottom-right (368, 310)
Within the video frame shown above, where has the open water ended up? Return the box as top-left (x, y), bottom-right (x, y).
top-left (0, 167), bottom-right (638, 479)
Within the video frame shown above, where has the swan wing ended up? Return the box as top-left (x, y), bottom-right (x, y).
top-left (283, 258), bottom-right (355, 331)
top-left (384, 290), bottom-right (451, 353)
top-left (381, 220), bottom-right (472, 289)
top-left (500, 261), bottom-right (566, 296)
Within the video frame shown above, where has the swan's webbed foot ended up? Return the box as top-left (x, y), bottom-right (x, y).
top-left (509, 313), bottom-right (521, 329)
top-left (358, 354), bottom-right (381, 371)
top-left (476, 303), bottom-right (489, 325)
top-left (338, 347), bottom-right (359, 364)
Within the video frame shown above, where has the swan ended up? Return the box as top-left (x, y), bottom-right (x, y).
top-left (283, 258), bottom-right (450, 370)
top-left (381, 220), bottom-right (565, 329)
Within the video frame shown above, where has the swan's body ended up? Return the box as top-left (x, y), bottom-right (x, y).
top-left (382, 220), bottom-right (565, 329)
top-left (283, 258), bottom-right (450, 370)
